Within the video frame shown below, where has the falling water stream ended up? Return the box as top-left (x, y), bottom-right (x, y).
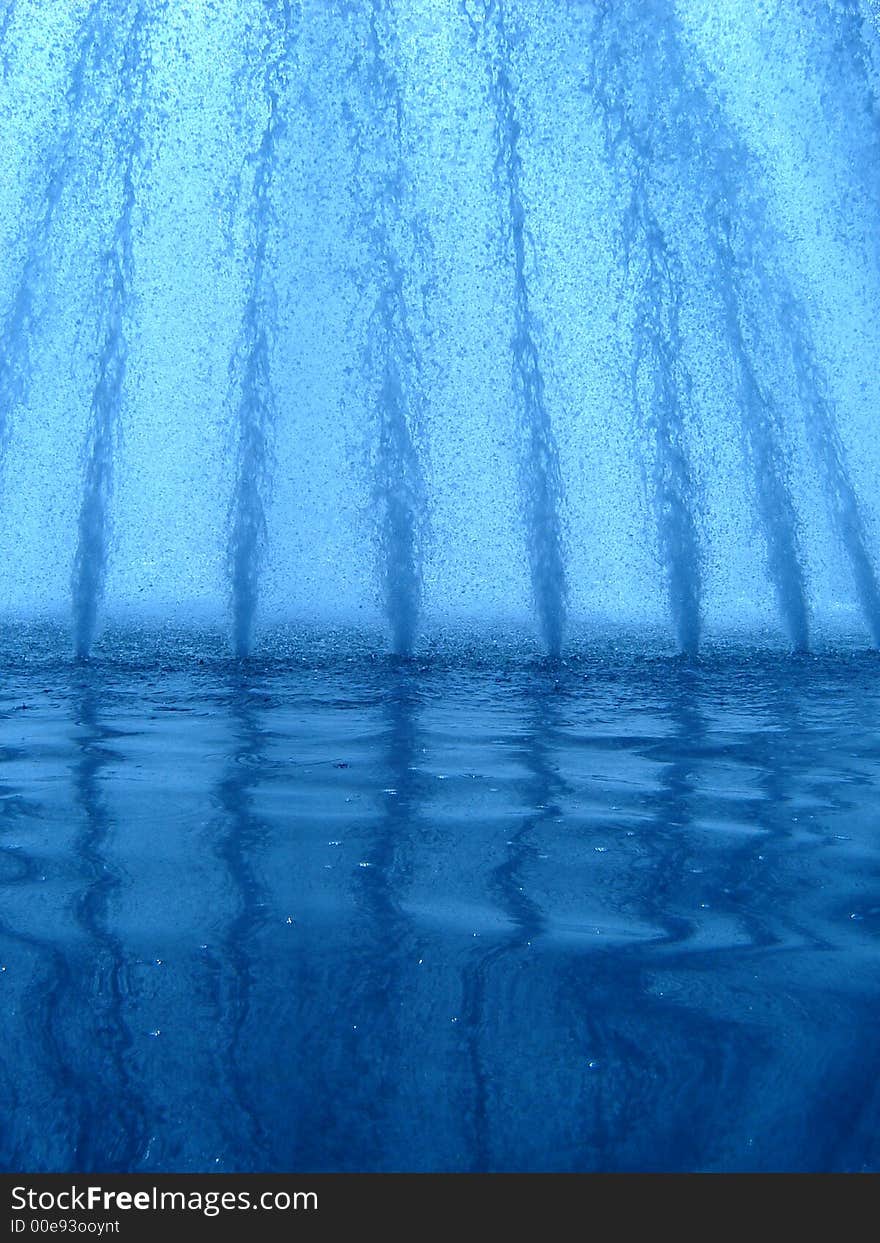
top-left (342, 0), bottom-right (430, 656)
top-left (71, 1), bottom-right (151, 659)
top-left (0, 0), bottom-right (876, 651)
top-left (467, 0), bottom-right (568, 656)
top-left (226, 1), bottom-right (295, 657)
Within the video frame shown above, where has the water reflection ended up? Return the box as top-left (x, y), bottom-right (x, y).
top-left (206, 671), bottom-right (272, 1169)
top-left (0, 719), bottom-right (77, 1171)
top-left (303, 661), bottom-right (428, 1170)
top-left (68, 668), bottom-right (146, 1169)
top-left (459, 665), bottom-right (563, 1169)
top-left (2, 635), bottom-right (880, 1171)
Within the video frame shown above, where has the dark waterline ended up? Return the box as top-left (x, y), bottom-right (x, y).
top-left (1, 624), bottom-right (879, 1172)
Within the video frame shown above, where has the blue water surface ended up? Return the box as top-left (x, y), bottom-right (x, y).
top-left (1, 624), bottom-right (878, 1173)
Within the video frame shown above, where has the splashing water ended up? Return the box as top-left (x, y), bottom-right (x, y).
top-left (587, 0), bottom-right (703, 654)
top-left (0, 1), bottom-right (116, 476)
top-left (225, 2), bottom-right (295, 658)
top-left (0, 0), bottom-right (877, 653)
top-left (71, 0), bottom-right (151, 658)
top-left (586, 0), bottom-right (880, 652)
top-left (467, 0), bottom-right (567, 657)
top-left (341, 0), bottom-right (430, 656)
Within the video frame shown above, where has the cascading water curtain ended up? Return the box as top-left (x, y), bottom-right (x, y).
top-left (0, 2), bottom-right (124, 495)
top-left (225, 1), bottom-right (296, 658)
top-left (0, 0), bottom-right (878, 653)
top-left (586, 0), bottom-right (704, 654)
top-left (585, 0), bottom-right (880, 651)
top-left (339, 0), bottom-right (431, 658)
top-left (71, 0), bottom-right (152, 658)
top-left (465, 0), bottom-right (568, 657)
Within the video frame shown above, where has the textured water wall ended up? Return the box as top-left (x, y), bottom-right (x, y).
top-left (0, 0), bottom-right (878, 653)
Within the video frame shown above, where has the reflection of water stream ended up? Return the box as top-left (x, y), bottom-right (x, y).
top-left (358, 661), bottom-right (422, 934)
top-left (4, 634), bottom-right (880, 1171)
top-left (712, 657), bottom-right (810, 952)
top-left (69, 666), bottom-right (146, 1169)
top-left (336, 659), bottom-right (426, 1164)
top-left (641, 656), bottom-right (829, 953)
top-left (459, 662), bottom-right (564, 1169)
top-left (206, 669), bottom-right (271, 1170)
top-left (635, 660), bottom-right (705, 948)
top-left (512, 658), bottom-right (751, 1172)
top-left (450, 655), bottom-right (782, 1170)
top-left (0, 726), bottom-right (78, 1170)
top-left (610, 656), bottom-right (804, 952)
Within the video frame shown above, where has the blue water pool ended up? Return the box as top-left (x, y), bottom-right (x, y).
top-left (1, 626), bottom-right (878, 1172)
